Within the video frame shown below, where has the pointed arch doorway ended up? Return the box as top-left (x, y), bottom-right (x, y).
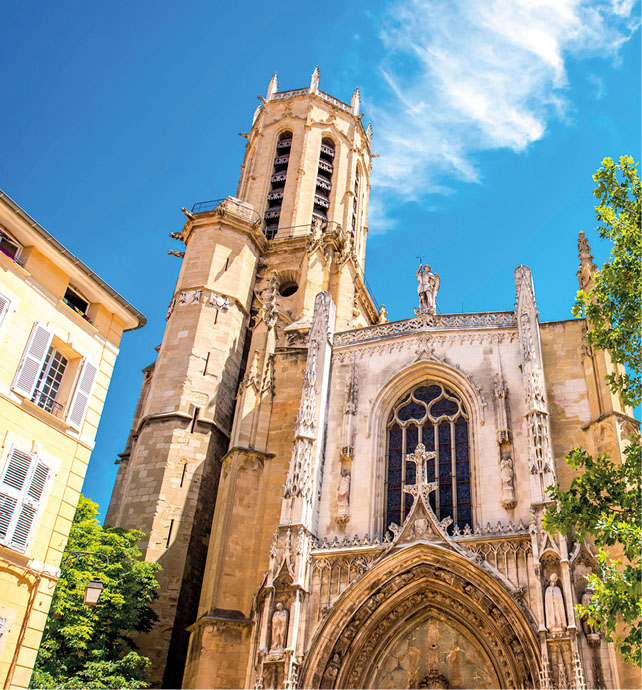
top-left (301, 544), bottom-right (540, 689)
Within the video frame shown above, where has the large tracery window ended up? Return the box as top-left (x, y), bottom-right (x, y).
top-left (385, 383), bottom-right (471, 534)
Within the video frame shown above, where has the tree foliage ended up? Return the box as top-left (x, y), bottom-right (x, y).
top-left (30, 496), bottom-right (161, 689)
top-left (544, 156), bottom-right (641, 666)
top-left (573, 155), bottom-right (641, 408)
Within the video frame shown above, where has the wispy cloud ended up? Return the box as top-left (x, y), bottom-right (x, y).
top-left (368, 0), bottom-right (639, 210)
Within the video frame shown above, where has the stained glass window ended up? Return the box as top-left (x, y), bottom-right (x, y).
top-left (385, 383), bottom-right (471, 534)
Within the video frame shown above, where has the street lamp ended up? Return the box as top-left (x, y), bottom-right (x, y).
top-left (65, 550), bottom-right (110, 606)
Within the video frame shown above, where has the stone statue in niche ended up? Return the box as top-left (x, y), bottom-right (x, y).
top-left (544, 573), bottom-right (567, 634)
top-left (336, 472), bottom-right (351, 524)
top-left (499, 442), bottom-right (516, 509)
top-left (416, 264), bottom-right (440, 314)
top-left (581, 587), bottom-right (599, 639)
top-left (270, 602), bottom-right (289, 651)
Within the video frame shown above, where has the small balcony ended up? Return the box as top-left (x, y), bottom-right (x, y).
top-left (31, 390), bottom-right (64, 418)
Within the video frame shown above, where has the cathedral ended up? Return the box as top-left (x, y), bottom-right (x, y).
top-left (105, 70), bottom-right (638, 689)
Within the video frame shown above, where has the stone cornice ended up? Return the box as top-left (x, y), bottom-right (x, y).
top-left (334, 311), bottom-right (517, 347)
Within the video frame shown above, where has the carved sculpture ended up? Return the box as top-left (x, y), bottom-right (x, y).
top-left (336, 472), bottom-right (351, 522)
top-left (499, 444), bottom-right (516, 509)
top-left (544, 573), bottom-right (567, 634)
top-left (270, 602), bottom-right (289, 651)
top-left (378, 304), bottom-right (388, 323)
top-left (577, 231), bottom-right (597, 291)
top-left (416, 264), bottom-right (440, 314)
top-left (581, 587), bottom-right (599, 639)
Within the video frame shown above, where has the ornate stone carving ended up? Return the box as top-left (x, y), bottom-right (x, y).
top-left (544, 573), bottom-right (567, 634)
top-left (500, 444), bottom-right (516, 510)
top-left (336, 472), bottom-right (351, 525)
top-left (261, 272), bottom-right (279, 329)
top-left (284, 293), bottom-right (334, 504)
top-left (377, 304), bottom-right (388, 323)
top-left (515, 266), bottom-right (555, 490)
top-left (169, 288), bottom-right (231, 316)
top-left (494, 372), bottom-right (516, 509)
top-left (577, 231), bottom-right (597, 291)
top-left (270, 602), bottom-right (289, 651)
top-left (415, 264), bottom-right (440, 315)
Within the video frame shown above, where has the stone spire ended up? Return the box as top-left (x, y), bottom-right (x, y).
top-left (266, 72), bottom-right (278, 100)
top-left (577, 231), bottom-right (597, 292)
top-left (351, 87), bottom-right (360, 116)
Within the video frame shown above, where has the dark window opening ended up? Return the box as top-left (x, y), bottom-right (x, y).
top-left (0, 230), bottom-right (22, 263)
top-left (279, 282), bottom-right (298, 297)
top-left (264, 131), bottom-right (292, 240)
top-left (63, 287), bottom-right (89, 318)
top-left (313, 138), bottom-right (335, 223)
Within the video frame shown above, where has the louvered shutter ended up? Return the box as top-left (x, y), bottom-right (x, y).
top-left (0, 293), bottom-right (10, 327)
top-left (0, 448), bottom-right (33, 545)
top-left (10, 461), bottom-right (50, 550)
top-left (67, 359), bottom-right (98, 430)
top-left (12, 323), bottom-right (53, 398)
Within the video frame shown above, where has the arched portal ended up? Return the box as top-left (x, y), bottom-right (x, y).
top-left (301, 544), bottom-right (540, 689)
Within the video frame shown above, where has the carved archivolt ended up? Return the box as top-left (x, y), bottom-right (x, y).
top-left (300, 543), bottom-right (540, 689)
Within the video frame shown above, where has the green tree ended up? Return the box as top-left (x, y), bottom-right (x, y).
top-left (544, 156), bottom-right (641, 666)
top-left (30, 496), bottom-right (161, 689)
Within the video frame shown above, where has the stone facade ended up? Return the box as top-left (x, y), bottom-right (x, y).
top-left (107, 71), bottom-right (639, 689)
top-left (0, 191), bottom-right (144, 688)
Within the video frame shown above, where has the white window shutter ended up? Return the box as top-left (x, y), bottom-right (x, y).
top-left (0, 447), bottom-right (36, 548)
top-left (0, 293), bottom-right (10, 327)
top-left (67, 359), bottom-right (98, 430)
top-left (12, 323), bottom-right (53, 398)
top-left (1, 448), bottom-right (32, 492)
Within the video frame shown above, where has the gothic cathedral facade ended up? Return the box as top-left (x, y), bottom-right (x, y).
top-left (106, 71), bottom-right (638, 689)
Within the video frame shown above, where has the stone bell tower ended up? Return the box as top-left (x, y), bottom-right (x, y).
top-left (106, 68), bottom-right (378, 688)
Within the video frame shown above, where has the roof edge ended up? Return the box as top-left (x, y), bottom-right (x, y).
top-left (0, 190), bottom-right (146, 331)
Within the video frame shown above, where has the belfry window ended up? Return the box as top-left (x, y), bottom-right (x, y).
top-left (385, 383), bottom-right (471, 534)
top-left (351, 168), bottom-right (360, 240)
top-left (313, 138), bottom-right (334, 224)
top-left (264, 131), bottom-right (292, 240)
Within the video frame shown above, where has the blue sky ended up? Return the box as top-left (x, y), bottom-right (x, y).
top-left (1, 1), bottom-right (639, 519)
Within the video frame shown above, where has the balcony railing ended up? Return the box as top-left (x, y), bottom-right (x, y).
top-left (32, 390), bottom-right (64, 418)
top-left (190, 197), bottom-right (262, 225)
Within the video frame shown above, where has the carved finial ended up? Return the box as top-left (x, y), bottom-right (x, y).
top-left (577, 231), bottom-right (597, 292)
top-left (378, 304), bottom-right (388, 324)
top-left (267, 72), bottom-right (278, 100)
top-left (351, 87), bottom-right (360, 116)
top-left (252, 104), bottom-right (262, 125)
top-left (310, 66), bottom-right (320, 93)
top-left (365, 122), bottom-right (373, 145)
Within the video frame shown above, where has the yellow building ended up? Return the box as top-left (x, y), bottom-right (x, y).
top-left (0, 190), bottom-right (145, 688)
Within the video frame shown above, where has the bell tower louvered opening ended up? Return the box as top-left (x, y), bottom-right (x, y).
top-left (313, 137), bottom-right (335, 224)
top-left (264, 131), bottom-right (293, 240)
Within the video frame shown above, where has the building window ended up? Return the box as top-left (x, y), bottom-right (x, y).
top-left (0, 446), bottom-right (52, 552)
top-left (0, 293), bottom-right (10, 327)
top-left (385, 383), bottom-right (471, 534)
top-left (264, 131), bottom-right (293, 240)
top-left (63, 286), bottom-right (90, 320)
top-left (31, 347), bottom-right (68, 416)
top-left (313, 138), bottom-right (335, 224)
top-left (12, 322), bottom-right (98, 429)
top-left (351, 168), bottom-right (360, 244)
top-left (0, 228), bottom-right (22, 264)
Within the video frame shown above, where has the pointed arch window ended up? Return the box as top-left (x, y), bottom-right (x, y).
top-left (264, 131), bottom-right (293, 240)
top-left (313, 138), bottom-right (335, 223)
top-left (385, 383), bottom-right (471, 534)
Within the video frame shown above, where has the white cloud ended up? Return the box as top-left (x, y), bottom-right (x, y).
top-left (369, 0), bottom-right (640, 201)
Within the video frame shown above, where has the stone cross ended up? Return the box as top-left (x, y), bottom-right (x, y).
top-left (403, 443), bottom-right (437, 504)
